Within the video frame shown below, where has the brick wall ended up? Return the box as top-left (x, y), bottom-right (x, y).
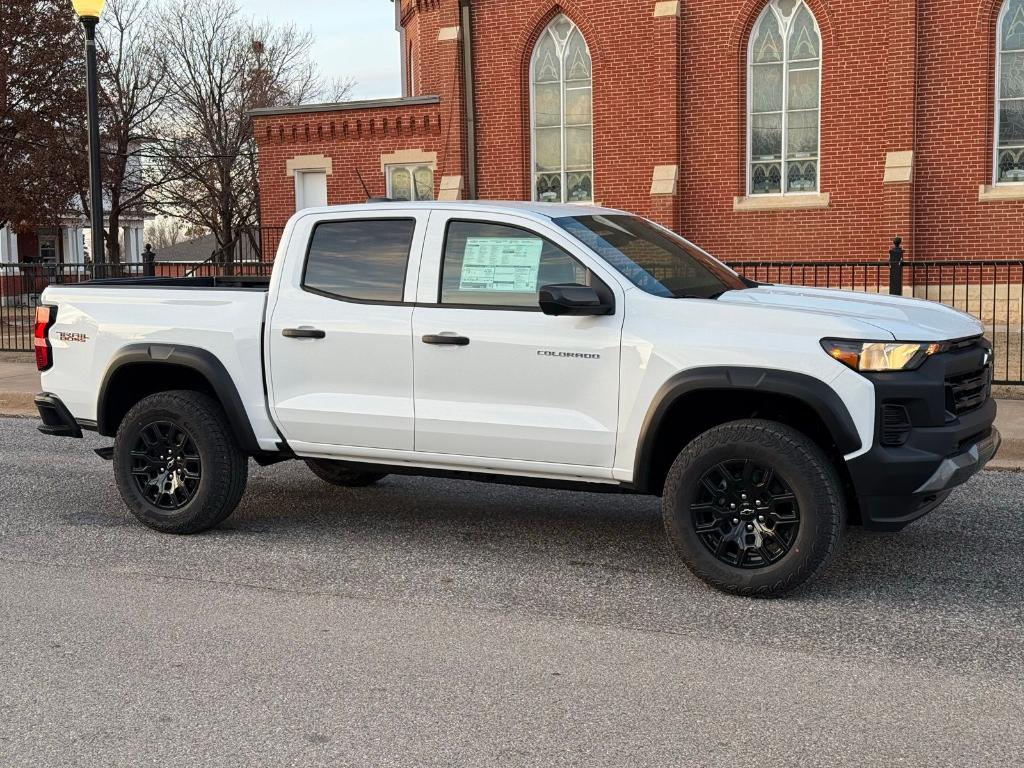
top-left (253, 0), bottom-right (1022, 263)
top-left (254, 101), bottom-right (446, 229)
top-left (914, 0), bottom-right (1023, 261)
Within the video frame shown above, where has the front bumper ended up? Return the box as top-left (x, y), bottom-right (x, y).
top-left (35, 392), bottom-right (83, 438)
top-left (914, 428), bottom-right (1000, 494)
top-left (845, 338), bottom-right (998, 531)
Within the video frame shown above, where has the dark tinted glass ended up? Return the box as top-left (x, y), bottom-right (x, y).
top-left (441, 220), bottom-right (591, 307)
top-left (304, 219), bottom-right (416, 302)
top-left (553, 214), bottom-right (747, 299)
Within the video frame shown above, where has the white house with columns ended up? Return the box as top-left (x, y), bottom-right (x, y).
top-left (0, 213), bottom-right (147, 275)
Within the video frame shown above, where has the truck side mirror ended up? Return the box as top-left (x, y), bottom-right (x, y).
top-left (538, 283), bottom-right (614, 316)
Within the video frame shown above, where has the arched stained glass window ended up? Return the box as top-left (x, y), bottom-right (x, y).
top-left (748, 0), bottom-right (821, 195)
top-left (996, 0), bottom-right (1024, 183)
top-left (531, 15), bottom-right (593, 203)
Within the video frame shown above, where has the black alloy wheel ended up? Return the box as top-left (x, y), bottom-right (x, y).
top-left (690, 459), bottom-right (800, 569)
top-left (661, 419), bottom-right (845, 597)
top-left (114, 390), bottom-right (248, 534)
top-left (130, 420), bottom-right (202, 511)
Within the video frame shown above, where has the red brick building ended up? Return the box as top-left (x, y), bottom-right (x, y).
top-left (251, 0), bottom-right (1024, 263)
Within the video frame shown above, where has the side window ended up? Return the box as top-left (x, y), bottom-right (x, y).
top-left (440, 220), bottom-right (594, 308)
top-left (303, 219), bottom-right (416, 303)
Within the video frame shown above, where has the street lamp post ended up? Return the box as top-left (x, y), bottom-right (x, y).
top-left (72, 0), bottom-right (107, 268)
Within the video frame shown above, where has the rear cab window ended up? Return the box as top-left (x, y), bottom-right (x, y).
top-left (303, 218), bottom-right (417, 303)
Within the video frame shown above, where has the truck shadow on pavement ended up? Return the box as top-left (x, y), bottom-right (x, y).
top-left (229, 462), bottom-right (1024, 606)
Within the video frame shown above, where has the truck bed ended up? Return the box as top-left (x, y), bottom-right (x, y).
top-left (76, 275), bottom-right (271, 290)
top-left (38, 281), bottom-right (281, 451)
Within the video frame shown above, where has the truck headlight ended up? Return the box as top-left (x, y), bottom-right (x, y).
top-left (821, 339), bottom-right (944, 372)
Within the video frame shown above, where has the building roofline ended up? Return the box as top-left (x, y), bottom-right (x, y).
top-left (248, 95), bottom-right (440, 118)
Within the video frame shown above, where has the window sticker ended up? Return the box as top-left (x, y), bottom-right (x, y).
top-left (458, 237), bottom-right (544, 292)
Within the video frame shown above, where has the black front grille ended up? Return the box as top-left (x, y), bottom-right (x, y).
top-left (945, 353), bottom-right (992, 416)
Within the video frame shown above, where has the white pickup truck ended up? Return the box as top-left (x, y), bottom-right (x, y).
top-left (34, 201), bottom-right (999, 596)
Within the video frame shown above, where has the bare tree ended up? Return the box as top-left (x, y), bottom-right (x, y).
top-left (152, 0), bottom-right (323, 261)
top-left (0, 0), bottom-right (85, 232)
top-left (322, 76), bottom-right (357, 104)
top-left (91, 0), bottom-right (171, 263)
top-left (144, 215), bottom-right (203, 250)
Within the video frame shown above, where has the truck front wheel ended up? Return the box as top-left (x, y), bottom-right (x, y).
top-left (304, 459), bottom-right (388, 487)
top-left (662, 419), bottom-right (845, 597)
top-left (113, 390), bottom-right (248, 534)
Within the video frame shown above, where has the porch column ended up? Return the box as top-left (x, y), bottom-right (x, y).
top-left (62, 225), bottom-right (86, 270)
top-left (0, 226), bottom-right (19, 274)
top-left (122, 224), bottom-right (144, 264)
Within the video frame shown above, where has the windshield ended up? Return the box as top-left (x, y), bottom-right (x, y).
top-left (553, 214), bottom-right (747, 299)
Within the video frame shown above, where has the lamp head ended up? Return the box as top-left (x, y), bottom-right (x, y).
top-left (72, 0), bottom-right (105, 19)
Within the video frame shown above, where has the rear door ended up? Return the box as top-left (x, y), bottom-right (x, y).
top-left (411, 211), bottom-right (625, 467)
top-left (267, 210), bottom-right (427, 452)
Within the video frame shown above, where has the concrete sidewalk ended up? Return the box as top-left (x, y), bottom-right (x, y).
top-left (2, 356), bottom-right (1022, 467)
top-left (0, 355), bottom-right (38, 417)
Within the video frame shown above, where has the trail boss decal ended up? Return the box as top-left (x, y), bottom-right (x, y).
top-left (537, 350), bottom-right (601, 359)
top-left (58, 332), bottom-right (88, 343)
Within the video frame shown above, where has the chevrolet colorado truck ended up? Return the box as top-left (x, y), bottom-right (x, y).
top-left (33, 202), bottom-right (1000, 596)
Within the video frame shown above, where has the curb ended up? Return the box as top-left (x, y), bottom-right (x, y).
top-left (0, 392), bottom-right (37, 418)
top-left (0, 352), bottom-right (34, 364)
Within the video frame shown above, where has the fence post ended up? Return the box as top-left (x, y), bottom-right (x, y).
top-left (142, 243), bottom-right (156, 277)
top-left (888, 236), bottom-right (904, 296)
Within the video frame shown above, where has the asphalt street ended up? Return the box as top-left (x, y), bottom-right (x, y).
top-left (1, 415), bottom-right (1022, 767)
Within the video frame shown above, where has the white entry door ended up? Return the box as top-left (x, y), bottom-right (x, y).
top-left (412, 213), bottom-right (624, 467)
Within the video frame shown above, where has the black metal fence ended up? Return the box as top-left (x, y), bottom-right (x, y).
top-left (2, 241), bottom-right (1022, 385)
top-left (725, 256), bottom-right (1024, 385)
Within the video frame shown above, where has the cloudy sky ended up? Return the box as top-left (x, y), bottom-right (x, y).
top-left (239, 0), bottom-right (401, 100)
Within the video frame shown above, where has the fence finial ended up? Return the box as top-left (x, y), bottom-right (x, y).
top-left (888, 235), bottom-right (904, 296)
top-left (142, 243), bottom-right (156, 277)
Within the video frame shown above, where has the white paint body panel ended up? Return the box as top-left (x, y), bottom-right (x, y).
top-left (38, 286), bottom-right (280, 451)
top-left (410, 209), bottom-right (626, 468)
top-left (38, 201), bottom-right (984, 485)
top-left (264, 210), bottom-right (430, 451)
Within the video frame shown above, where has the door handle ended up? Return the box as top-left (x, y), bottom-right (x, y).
top-left (422, 334), bottom-right (470, 346)
top-left (283, 328), bottom-right (326, 339)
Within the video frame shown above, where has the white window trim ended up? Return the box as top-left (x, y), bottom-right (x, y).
top-left (38, 235), bottom-right (58, 262)
top-left (746, 0), bottom-right (823, 197)
top-left (529, 15), bottom-right (595, 204)
top-left (385, 163), bottom-right (435, 201)
top-left (994, 0), bottom-right (1024, 186)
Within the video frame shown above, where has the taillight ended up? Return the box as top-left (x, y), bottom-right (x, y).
top-left (34, 305), bottom-right (56, 371)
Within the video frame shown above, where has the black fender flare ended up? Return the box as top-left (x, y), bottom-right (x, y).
top-left (96, 343), bottom-right (261, 453)
top-left (632, 366), bottom-right (862, 493)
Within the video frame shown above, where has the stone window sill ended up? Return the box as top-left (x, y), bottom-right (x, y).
top-left (978, 184), bottom-right (1024, 202)
top-left (733, 193), bottom-right (830, 212)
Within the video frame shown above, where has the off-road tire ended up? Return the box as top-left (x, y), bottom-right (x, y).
top-left (304, 459), bottom-right (387, 487)
top-left (113, 390), bottom-right (248, 534)
top-left (662, 419), bottom-right (844, 597)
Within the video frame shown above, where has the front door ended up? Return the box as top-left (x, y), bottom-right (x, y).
top-left (412, 213), bottom-right (624, 467)
top-left (268, 212), bottom-right (426, 452)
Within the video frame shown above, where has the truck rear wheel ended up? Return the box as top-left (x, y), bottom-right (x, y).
top-left (661, 419), bottom-right (844, 597)
top-left (113, 390), bottom-right (248, 534)
top-left (304, 459), bottom-right (387, 487)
